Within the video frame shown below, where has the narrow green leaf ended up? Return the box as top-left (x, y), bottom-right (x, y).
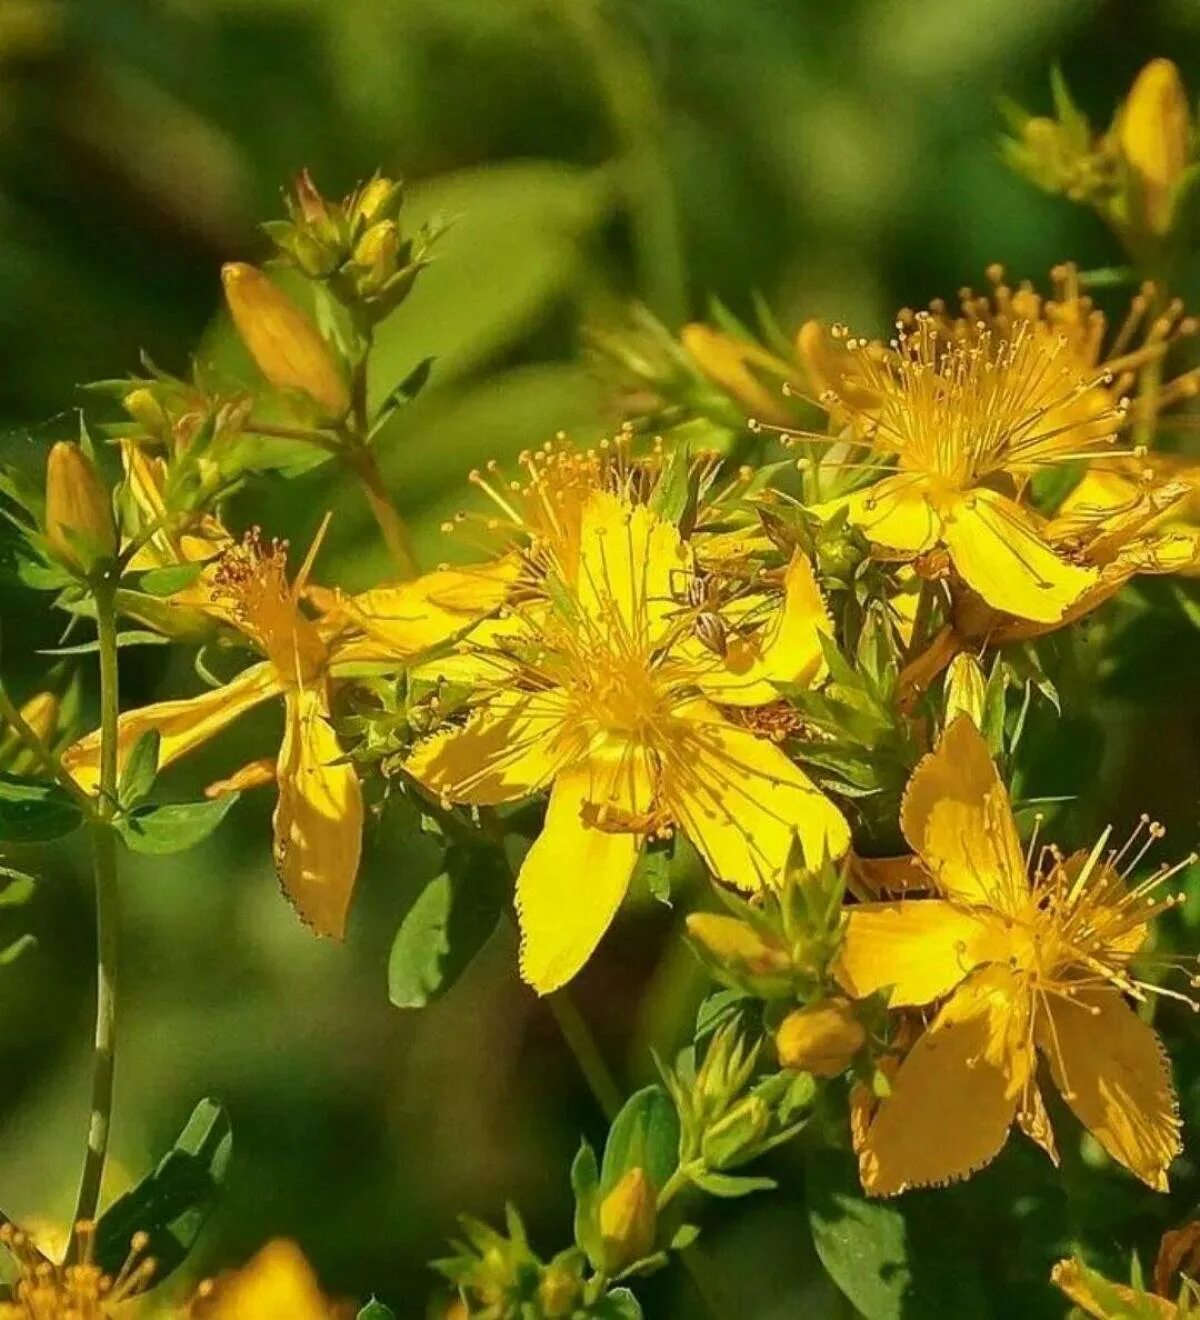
top-left (691, 1170), bottom-right (777, 1198)
top-left (0, 934), bottom-right (36, 965)
top-left (118, 731), bottom-right (160, 809)
top-left (591, 1287), bottom-right (643, 1319)
top-left (94, 1098), bottom-right (232, 1285)
top-left (39, 630), bottom-right (169, 656)
top-left (571, 1140), bottom-right (603, 1268)
top-left (0, 866), bottom-right (36, 907)
top-left (138, 563), bottom-right (203, 596)
top-left (0, 773), bottom-right (83, 843)
top-left (601, 1086), bottom-right (680, 1195)
top-left (116, 794), bottom-right (239, 855)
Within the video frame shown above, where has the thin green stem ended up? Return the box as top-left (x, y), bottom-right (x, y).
top-left (546, 989), bottom-right (623, 1123)
top-left (68, 573), bottom-right (122, 1252)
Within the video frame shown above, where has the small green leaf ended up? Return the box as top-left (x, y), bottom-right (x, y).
top-left (648, 442), bottom-right (697, 531)
top-left (116, 795), bottom-right (239, 855)
top-left (601, 1085), bottom-right (680, 1196)
top-left (0, 934), bottom-right (36, 965)
top-left (138, 563), bottom-right (204, 596)
top-left (691, 1171), bottom-right (777, 1198)
top-left (669, 1223), bottom-right (700, 1251)
top-left (118, 731), bottom-right (160, 809)
top-left (590, 1287), bottom-right (643, 1319)
top-left (94, 1097), bottom-right (232, 1286)
top-left (356, 1302), bottom-right (396, 1320)
top-left (387, 843), bottom-right (507, 1009)
top-left (0, 866), bottom-right (36, 907)
top-left (0, 773), bottom-right (83, 843)
top-left (571, 1140), bottom-right (603, 1268)
top-left (39, 630), bottom-right (169, 656)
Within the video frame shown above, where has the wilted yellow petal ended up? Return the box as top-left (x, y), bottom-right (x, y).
top-left (64, 662), bottom-right (282, 793)
top-left (1037, 988), bottom-right (1181, 1191)
top-left (834, 899), bottom-right (1013, 1007)
top-left (405, 689), bottom-right (569, 806)
top-left (515, 745), bottom-right (647, 993)
top-left (665, 698), bottom-right (849, 889)
top-left (858, 964), bottom-right (1030, 1196)
top-left (1051, 1257), bottom-right (1176, 1320)
top-left (941, 489), bottom-right (1097, 623)
top-left (273, 685), bottom-right (363, 939)
top-left (900, 715), bottom-right (1029, 914)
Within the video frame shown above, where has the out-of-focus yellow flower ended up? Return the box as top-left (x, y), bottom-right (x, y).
top-left (401, 489), bottom-right (848, 993)
top-left (681, 324), bottom-right (796, 426)
top-left (188, 1239), bottom-right (345, 1319)
top-left (1119, 59), bottom-right (1191, 238)
top-left (0, 1221), bottom-right (152, 1319)
top-left (598, 1167), bottom-right (657, 1273)
top-left (221, 263), bottom-right (350, 418)
top-left (775, 998), bottom-right (865, 1077)
top-left (835, 716), bottom-right (1186, 1196)
top-left (44, 441), bottom-right (116, 573)
top-left (1052, 1221), bottom-right (1200, 1319)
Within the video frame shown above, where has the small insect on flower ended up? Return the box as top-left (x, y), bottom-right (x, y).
top-left (403, 488), bottom-right (850, 993)
top-left (834, 716), bottom-right (1194, 1196)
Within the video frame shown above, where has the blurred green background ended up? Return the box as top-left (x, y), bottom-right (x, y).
top-left (2, 0), bottom-right (1200, 1315)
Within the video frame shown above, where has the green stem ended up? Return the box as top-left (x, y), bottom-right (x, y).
top-left (69, 574), bottom-right (122, 1251)
top-left (546, 989), bottom-right (623, 1123)
top-left (0, 686), bottom-right (94, 817)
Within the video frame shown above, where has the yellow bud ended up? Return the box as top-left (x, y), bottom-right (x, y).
top-left (17, 692), bottom-right (58, 744)
top-left (776, 999), bottom-right (866, 1078)
top-left (221, 263), bottom-right (350, 417)
top-left (598, 1168), bottom-right (656, 1272)
top-left (355, 176), bottom-right (400, 224)
top-left (122, 387), bottom-right (169, 438)
top-left (686, 913), bottom-right (791, 978)
top-left (681, 324), bottom-right (791, 425)
top-left (45, 442), bottom-right (116, 571)
top-left (944, 653), bottom-right (986, 729)
top-left (537, 1263), bottom-right (580, 1317)
top-left (1120, 58), bottom-right (1190, 235)
top-left (355, 220), bottom-right (400, 272)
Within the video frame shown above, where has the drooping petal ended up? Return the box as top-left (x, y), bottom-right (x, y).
top-left (840, 475), bottom-right (941, 556)
top-left (858, 963), bottom-right (1030, 1197)
top-left (273, 685), bottom-right (363, 939)
top-left (1051, 1258), bottom-right (1176, 1320)
top-left (696, 551), bottom-right (832, 706)
top-left (833, 899), bottom-right (1014, 1007)
top-left (575, 491), bottom-right (690, 648)
top-left (1037, 988), bottom-right (1181, 1191)
top-left (64, 662), bottom-right (282, 793)
top-left (941, 489), bottom-right (1097, 624)
top-left (340, 557), bottom-right (520, 658)
top-left (515, 744), bottom-right (649, 993)
top-left (664, 699), bottom-right (849, 890)
top-left (900, 714), bottom-right (1029, 915)
top-left (405, 689), bottom-right (570, 806)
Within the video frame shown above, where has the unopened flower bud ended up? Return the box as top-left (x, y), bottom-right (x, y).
top-left (681, 324), bottom-right (789, 425)
top-left (686, 913), bottom-right (793, 995)
top-left (700, 1095), bottom-right (771, 1171)
top-left (289, 230), bottom-right (340, 280)
top-left (45, 442), bottom-right (116, 572)
top-left (221, 263), bottom-right (349, 417)
top-left (537, 1262), bottom-right (580, 1317)
top-left (355, 176), bottom-right (401, 225)
top-left (17, 692), bottom-right (58, 744)
top-left (1120, 58), bottom-right (1190, 236)
top-left (122, 388), bottom-right (170, 439)
top-left (598, 1168), bottom-right (657, 1272)
top-left (776, 998), bottom-right (865, 1078)
top-left (354, 221), bottom-right (400, 290)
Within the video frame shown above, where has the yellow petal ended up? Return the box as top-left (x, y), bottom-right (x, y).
top-left (576, 491), bottom-right (690, 646)
top-left (1037, 989), bottom-right (1181, 1191)
top-left (1051, 1257), bottom-right (1176, 1320)
top-left (664, 699), bottom-right (849, 889)
top-left (681, 324), bottom-right (792, 425)
top-left (696, 551), bottom-right (832, 706)
top-left (900, 715), bottom-right (1029, 914)
top-left (1017, 1077), bottom-right (1059, 1167)
top-left (840, 475), bottom-right (941, 556)
top-left (405, 689), bottom-right (569, 806)
top-left (273, 685), bottom-right (363, 939)
top-left (194, 1239), bottom-right (337, 1320)
top-left (941, 490), bottom-right (1097, 623)
top-left (858, 964), bottom-right (1030, 1196)
top-left (63, 662), bottom-right (282, 793)
top-left (515, 747), bottom-right (646, 993)
top-left (833, 899), bottom-right (1013, 1007)
top-left (340, 557), bottom-right (520, 658)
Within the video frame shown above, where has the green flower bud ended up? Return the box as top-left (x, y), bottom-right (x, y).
top-left (700, 1095), bottom-right (771, 1171)
top-left (598, 1168), bottom-right (657, 1272)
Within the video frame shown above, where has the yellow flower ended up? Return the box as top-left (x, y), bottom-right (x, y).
top-left (1118, 58), bottom-right (1191, 238)
top-left (403, 489), bottom-right (849, 993)
top-left (833, 716), bottom-right (1187, 1196)
top-left (0, 1221), bottom-right (153, 1320)
top-left (119, 440), bottom-right (231, 577)
top-left (803, 265), bottom-right (1200, 624)
top-left (188, 1239), bottom-right (343, 1319)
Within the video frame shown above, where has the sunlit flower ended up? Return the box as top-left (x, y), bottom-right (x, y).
top-left (401, 489), bottom-right (849, 993)
top-left (1053, 1221), bottom-right (1200, 1319)
top-left (834, 716), bottom-right (1191, 1196)
top-left (187, 1239), bottom-right (345, 1319)
top-left (0, 1221), bottom-right (153, 1319)
top-left (798, 265), bottom-right (1200, 623)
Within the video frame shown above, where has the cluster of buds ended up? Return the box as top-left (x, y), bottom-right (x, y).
top-left (661, 1022), bottom-right (816, 1194)
top-left (433, 1206), bottom-right (590, 1319)
top-left (1001, 60), bottom-right (1197, 260)
top-left (263, 170), bottom-right (443, 326)
top-left (685, 847), bottom-right (848, 1002)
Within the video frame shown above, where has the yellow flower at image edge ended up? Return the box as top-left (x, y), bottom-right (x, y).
top-left (189, 1239), bottom-right (345, 1319)
top-left (405, 490), bottom-right (850, 994)
top-left (834, 716), bottom-right (1186, 1196)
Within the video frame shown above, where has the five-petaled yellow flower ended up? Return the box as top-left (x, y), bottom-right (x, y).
top-left (834, 715), bottom-right (1186, 1196)
top-left (400, 489), bottom-right (850, 993)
